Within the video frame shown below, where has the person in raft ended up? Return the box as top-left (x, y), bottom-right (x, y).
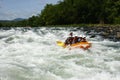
top-left (64, 32), bottom-right (74, 45)
top-left (64, 32), bottom-right (87, 45)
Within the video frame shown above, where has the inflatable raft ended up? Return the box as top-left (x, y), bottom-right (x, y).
top-left (56, 41), bottom-right (91, 50)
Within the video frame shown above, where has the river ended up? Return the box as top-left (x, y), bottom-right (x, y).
top-left (0, 27), bottom-right (120, 80)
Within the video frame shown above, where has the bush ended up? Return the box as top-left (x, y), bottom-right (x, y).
top-left (114, 17), bottom-right (120, 24)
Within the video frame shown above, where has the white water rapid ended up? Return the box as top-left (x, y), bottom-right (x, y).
top-left (0, 27), bottom-right (120, 80)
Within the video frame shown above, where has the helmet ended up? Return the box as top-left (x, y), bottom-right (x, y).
top-left (69, 32), bottom-right (73, 36)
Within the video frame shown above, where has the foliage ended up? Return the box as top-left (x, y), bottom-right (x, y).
top-left (0, 0), bottom-right (120, 27)
top-left (37, 0), bottom-right (120, 26)
top-left (0, 23), bottom-right (2, 27)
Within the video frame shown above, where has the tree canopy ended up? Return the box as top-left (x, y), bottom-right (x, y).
top-left (1, 0), bottom-right (120, 27)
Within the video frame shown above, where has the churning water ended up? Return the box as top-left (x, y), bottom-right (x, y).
top-left (0, 27), bottom-right (120, 80)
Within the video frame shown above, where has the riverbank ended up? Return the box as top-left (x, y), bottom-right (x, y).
top-left (80, 25), bottom-right (120, 41)
top-left (0, 24), bottom-right (120, 41)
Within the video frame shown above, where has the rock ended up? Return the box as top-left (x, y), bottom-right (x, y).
top-left (117, 32), bottom-right (120, 38)
top-left (81, 26), bottom-right (120, 41)
top-left (90, 35), bottom-right (96, 38)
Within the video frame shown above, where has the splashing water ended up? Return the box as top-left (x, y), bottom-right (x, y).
top-left (0, 27), bottom-right (120, 80)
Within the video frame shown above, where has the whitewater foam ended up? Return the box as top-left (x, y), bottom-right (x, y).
top-left (0, 27), bottom-right (120, 80)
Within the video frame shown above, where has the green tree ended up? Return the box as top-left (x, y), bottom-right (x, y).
top-left (0, 23), bottom-right (2, 27)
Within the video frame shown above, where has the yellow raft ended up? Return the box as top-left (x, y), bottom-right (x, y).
top-left (56, 41), bottom-right (91, 50)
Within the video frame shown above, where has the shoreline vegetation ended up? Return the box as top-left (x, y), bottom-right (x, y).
top-left (46, 24), bottom-right (120, 27)
top-left (0, 0), bottom-right (120, 27)
top-left (0, 23), bottom-right (120, 27)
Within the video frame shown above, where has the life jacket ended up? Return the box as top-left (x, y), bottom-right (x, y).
top-left (72, 36), bottom-right (78, 43)
top-left (65, 37), bottom-right (74, 45)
